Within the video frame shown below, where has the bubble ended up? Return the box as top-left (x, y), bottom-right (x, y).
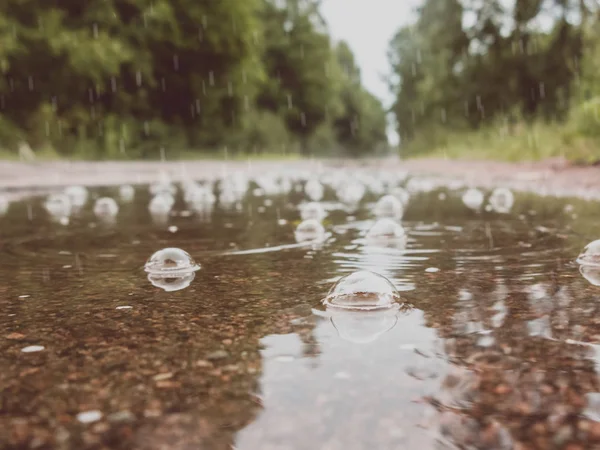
top-left (305, 178), bottom-right (324, 201)
top-left (149, 193), bottom-right (174, 215)
top-left (219, 187), bottom-right (241, 208)
top-left (300, 202), bottom-right (326, 221)
top-left (0, 195), bottom-right (9, 215)
top-left (93, 197), bottom-right (119, 218)
top-left (390, 187), bottom-right (410, 206)
top-left (462, 188), bottom-right (484, 210)
top-left (64, 185), bottom-right (89, 207)
top-left (337, 180), bottom-right (365, 206)
top-left (45, 193), bottom-right (71, 219)
top-left (186, 185), bottom-right (215, 206)
top-left (580, 265), bottom-right (600, 286)
top-left (373, 195), bottom-right (404, 219)
top-left (295, 219), bottom-right (326, 243)
top-left (144, 248), bottom-right (200, 275)
top-left (324, 270), bottom-right (401, 311)
top-left (119, 185), bottom-right (135, 202)
top-left (366, 218), bottom-right (406, 241)
top-left (148, 272), bottom-right (196, 292)
top-left (149, 181), bottom-right (176, 196)
top-left (489, 187), bottom-right (514, 213)
top-left (577, 240), bottom-right (600, 267)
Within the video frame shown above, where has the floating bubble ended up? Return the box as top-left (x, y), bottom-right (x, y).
top-left (119, 184), bottom-right (135, 202)
top-left (0, 195), bottom-right (9, 215)
top-left (144, 248), bottom-right (200, 275)
top-left (580, 265), bottom-right (600, 286)
top-left (337, 180), bottom-right (365, 206)
top-left (489, 187), bottom-right (514, 213)
top-left (462, 188), bottom-right (484, 210)
top-left (149, 181), bottom-right (176, 196)
top-left (323, 270), bottom-right (401, 311)
top-left (390, 187), bottom-right (410, 206)
top-left (148, 272), bottom-right (196, 292)
top-left (64, 185), bottom-right (89, 207)
top-left (577, 240), bottom-right (600, 267)
top-left (186, 185), bottom-right (215, 206)
top-left (45, 193), bottom-right (71, 219)
top-left (219, 187), bottom-right (241, 208)
top-left (149, 193), bottom-right (174, 215)
top-left (373, 195), bottom-right (404, 219)
top-left (93, 197), bottom-right (119, 218)
top-left (300, 202), bottom-right (326, 222)
top-left (305, 178), bottom-right (324, 201)
top-left (295, 219), bottom-right (326, 243)
top-left (366, 218), bottom-right (406, 242)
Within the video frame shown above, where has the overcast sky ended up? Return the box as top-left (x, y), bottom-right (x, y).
top-left (320, 0), bottom-right (420, 144)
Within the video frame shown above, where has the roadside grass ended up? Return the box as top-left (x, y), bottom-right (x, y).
top-left (402, 121), bottom-right (600, 164)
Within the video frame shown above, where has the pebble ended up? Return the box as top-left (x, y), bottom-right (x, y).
top-left (76, 410), bottom-right (103, 424)
top-left (107, 411), bottom-right (135, 423)
top-left (206, 350), bottom-right (229, 361)
top-left (153, 372), bottom-right (173, 381)
top-left (7, 332), bottom-right (25, 340)
top-left (21, 345), bottom-right (44, 353)
top-left (425, 267), bottom-right (440, 273)
top-left (116, 306), bottom-right (132, 310)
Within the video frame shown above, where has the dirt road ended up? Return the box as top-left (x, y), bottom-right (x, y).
top-left (0, 157), bottom-right (598, 199)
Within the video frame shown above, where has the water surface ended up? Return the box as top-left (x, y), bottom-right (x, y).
top-left (2, 180), bottom-right (600, 449)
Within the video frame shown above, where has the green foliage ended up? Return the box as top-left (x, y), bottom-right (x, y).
top-left (0, 0), bottom-right (388, 159)
top-left (389, 0), bottom-right (600, 161)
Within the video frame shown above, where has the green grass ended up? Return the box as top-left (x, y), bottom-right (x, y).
top-left (0, 147), bottom-right (305, 162)
top-left (404, 102), bottom-right (600, 164)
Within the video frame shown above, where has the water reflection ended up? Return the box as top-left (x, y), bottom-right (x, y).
top-left (3, 176), bottom-right (600, 449)
top-left (147, 272), bottom-right (196, 292)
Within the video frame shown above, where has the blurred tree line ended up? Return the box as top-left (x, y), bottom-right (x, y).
top-left (0, 0), bottom-right (388, 159)
top-left (389, 0), bottom-right (600, 161)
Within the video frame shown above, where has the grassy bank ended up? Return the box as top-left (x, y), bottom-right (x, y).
top-left (402, 101), bottom-right (600, 164)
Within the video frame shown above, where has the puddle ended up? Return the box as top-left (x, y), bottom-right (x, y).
top-left (2, 173), bottom-right (600, 449)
